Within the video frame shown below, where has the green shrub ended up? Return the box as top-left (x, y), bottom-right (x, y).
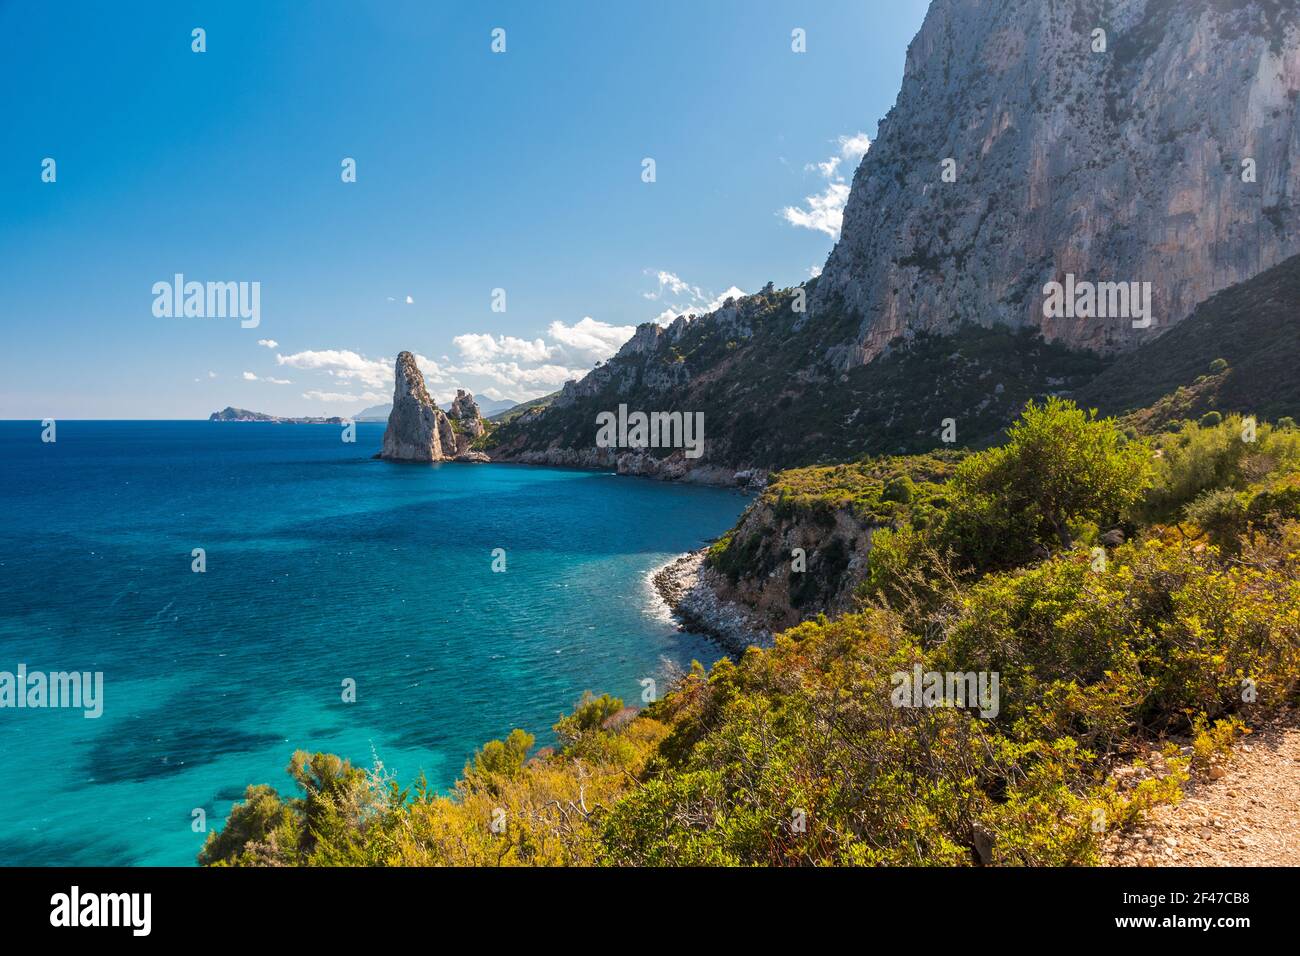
top-left (1184, 488), bottom-right (1249, 551)
top-left (882, 475), bottom-right (916, 504)
top-left (952, 398), bottom-right (1153, 551)
top-left (1139, 415), bottom-right (1300, 521)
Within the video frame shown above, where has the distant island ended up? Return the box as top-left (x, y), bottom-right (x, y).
top-left (208, 406), bottom-right (347, 424)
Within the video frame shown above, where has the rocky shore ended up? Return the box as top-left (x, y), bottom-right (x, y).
top-left (651, 549), bottom-right (772, 655)
top-left (490, 443), bottom-right (768, 489)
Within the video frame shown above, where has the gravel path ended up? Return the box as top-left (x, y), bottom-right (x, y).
top-left (1104, 712), bottom-right (1300, 866)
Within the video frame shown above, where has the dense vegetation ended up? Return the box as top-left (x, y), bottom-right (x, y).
top-left (203, 400), bottom-right (1300, 866)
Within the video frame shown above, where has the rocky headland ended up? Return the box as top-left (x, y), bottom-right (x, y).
top-left (651, 549), bottom-right (772, 655)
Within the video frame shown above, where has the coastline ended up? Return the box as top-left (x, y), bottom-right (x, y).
top-left (490, 445), bottom-right (769, 490)
top-left (650, 549), bottom-right (772, 655)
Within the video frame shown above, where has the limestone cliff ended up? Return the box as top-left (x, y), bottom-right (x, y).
top-left (448, 389), bottom-right (483, 425)
top-left (816, 0), bottom-right (1300, 362)
top-left (379, 352), bottom-right (457, 461)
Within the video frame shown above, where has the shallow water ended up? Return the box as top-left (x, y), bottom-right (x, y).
top-left (0, 420), bottom-right (746, 865)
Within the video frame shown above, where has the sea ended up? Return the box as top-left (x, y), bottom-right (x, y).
top-left (0, 420), bottom-right (747, 865)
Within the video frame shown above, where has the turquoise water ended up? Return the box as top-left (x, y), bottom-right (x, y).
top-left (0, 421), bottom-right (746, 865)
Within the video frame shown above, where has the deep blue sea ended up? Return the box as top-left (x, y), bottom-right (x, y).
top-left (0, 421), bottom-right (746, 865)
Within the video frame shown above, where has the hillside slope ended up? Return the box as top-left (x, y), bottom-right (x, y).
top-left (1078, 252), bottom-right (1300, 428)
top-left (487, 285), bottom-right (1107, 478)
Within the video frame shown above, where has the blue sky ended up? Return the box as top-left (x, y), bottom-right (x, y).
top-left (0, 0), bottom-right (930, 418)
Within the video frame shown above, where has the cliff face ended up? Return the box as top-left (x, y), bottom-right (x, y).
top-left (486, 286), bottom-right (1106, 481)
top-left (380, 352), bottom-right (457, 461)
top-left (447, 389), bottom-right (482, 424)
top-left (816, 0), bottom-right (1300, 362)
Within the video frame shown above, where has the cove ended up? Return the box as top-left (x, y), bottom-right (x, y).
top-left (0, 420), bottom-right (748, 865)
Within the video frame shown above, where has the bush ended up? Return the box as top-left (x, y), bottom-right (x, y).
top-left (951, 398), bottom-right (1153, 551)
top-left (201, 404), bottom-right (1300, 869)
top-left (1139, 415), bottom-right (1300, 521)
top-left (1184, 488), bottom-right (1249, 551)
top-left (882, 475), bottom-right (915, 504)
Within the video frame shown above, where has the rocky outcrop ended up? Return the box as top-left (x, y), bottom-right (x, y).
top-left (651, 551), bottom-right (773, 654)
top-left (816, 0), bottom-right (1300, 363)
top-left (446, 388), bottom-right (488, 455)
top-left (379, 352), bottom-right (458, 461)
top-left (494, 442), bottom-right (766, 488)
top-left (705, 497), bottom-right (879, 633)
top-left (448, 389), bottom-right (483, 426)
top-left (490, 0), bottom-right (1300, 479)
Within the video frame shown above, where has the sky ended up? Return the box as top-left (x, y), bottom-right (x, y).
top-left (0, 0), bottom-right (931, 418)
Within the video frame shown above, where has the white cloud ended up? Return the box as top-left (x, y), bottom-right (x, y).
top-left (265, 377), bottom-right (292, 385)
top-left (546, 317), bottom-right (635, 362)
top-left (781, 181), bottom-right (852, 238)
top-left (242, 371), bottom-right (258, 381)
top-left (643, 271), bottom-right (747, 325)
top-left (453, 361), bottom-right (583, 389)
top-left (809, 264), bottom-right (823, 278)
top-left (782, 131), bottom-right (870, 239)
top-left (405, 295), bottom-right (414, 305)
top-left (302, 389), bottom-right (386, 403)
top-left (412, 354), bottom-right (444, 381)
top-left (442, 320), bottom-right (634, 399)
top-left (643, 271), bottom-right (702, 301)
top-left (275, 349), bottom-right (395, 390)
top-left (452, 333), bottom-right (557, 364)
top-left (706, 286), bottom-right (746, 310)
top-left (257, 339), bottom-right (278, 349)
top-left (837, 132), bottom-right (871, 163)
top-left (207, 371), bottom-right (217, 379)
top-left (810, 157), bottom-right (842, 179)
